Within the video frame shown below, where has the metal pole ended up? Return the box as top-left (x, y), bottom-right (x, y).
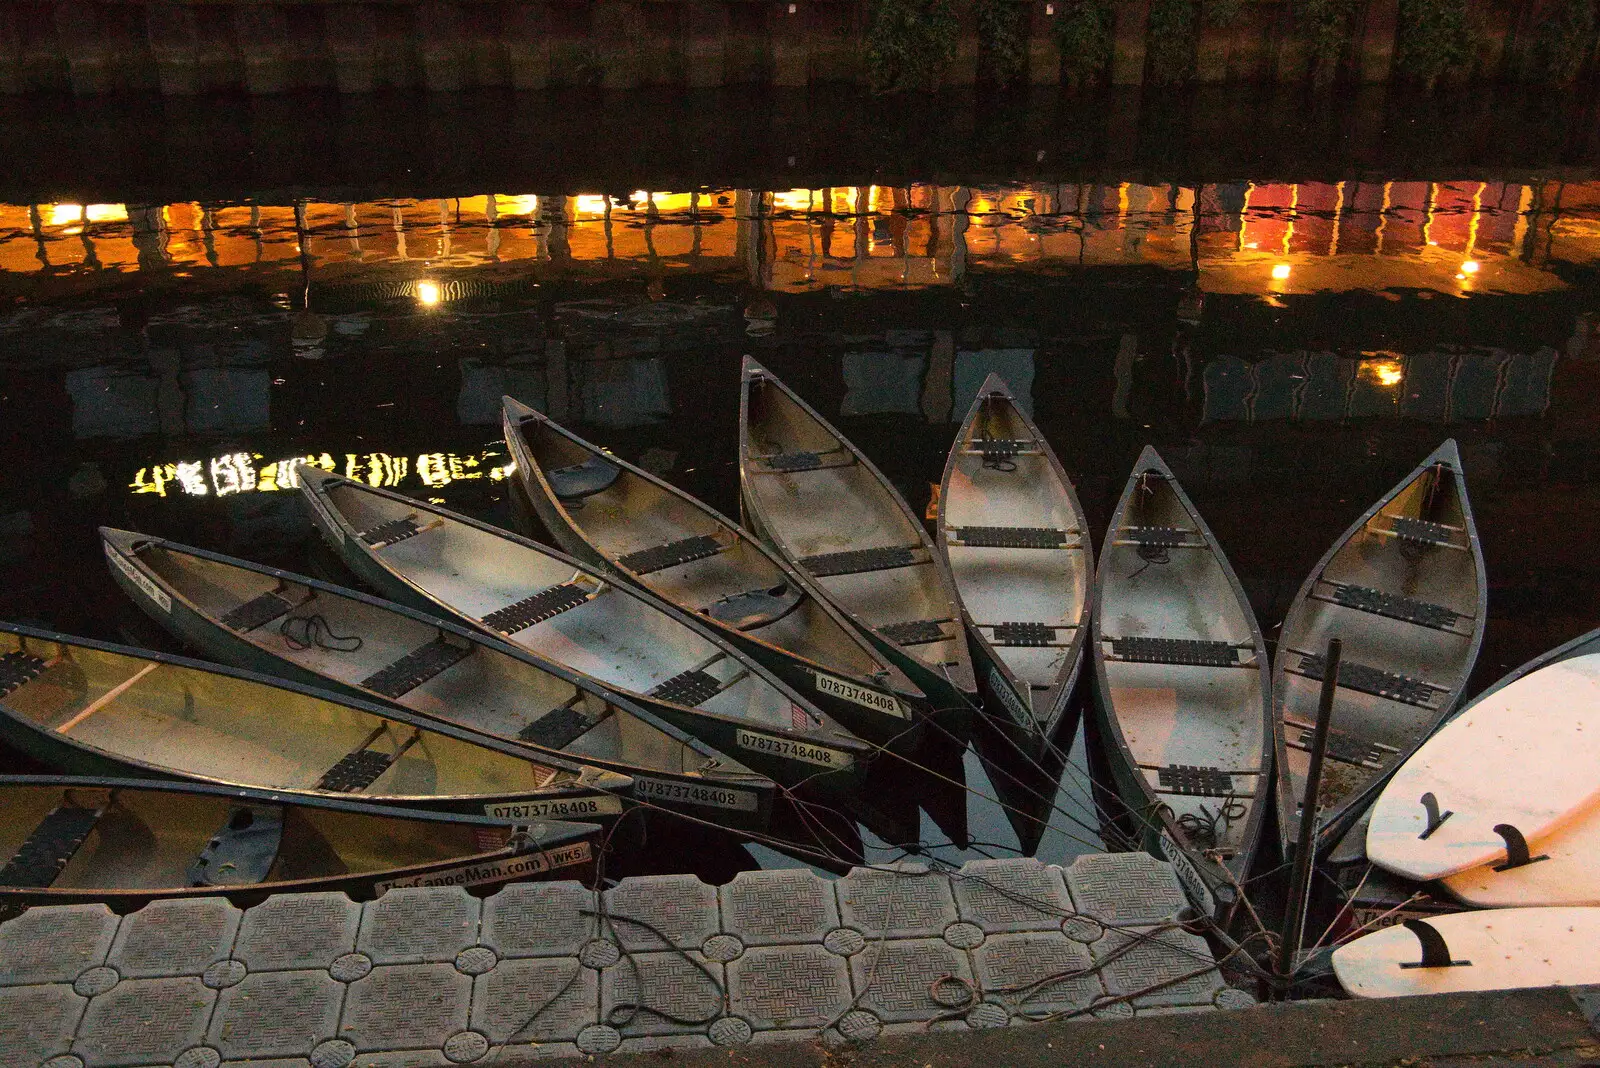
top-left (1278, 636), bottom-right (1342, 990)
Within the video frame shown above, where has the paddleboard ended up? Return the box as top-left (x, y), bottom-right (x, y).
top-left (1331, 907), bottom-right (1600, 998)
top-left (1366, 653), bottom-right (1600, 882)
top-left (1442, 797), bottom-right (1600, 907)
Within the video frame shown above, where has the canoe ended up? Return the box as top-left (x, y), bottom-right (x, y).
top-left (100, 527), bottom-right (777, 834)
top-left (1425, 625), bottom-right (1600, 907)
top-left (1090, 446), bottom-right (1273, 896)
top-left (501, 396), bottom-right (927, 751)
top-left (0, 622), bottom-right (632, 819)
top-left (292, 464), bottom-right (876, 801)
top-left (1273, 440), bottom-right (1487, 855)
top-left (936, 373), bottom-right (1092, 753)
top-left (1331, 907), bottom-right (1600, 997)
top-left (0, 774), bottom-right (600, 906)
top-left (1366, 652), bottom-right (1600, 882)
top-left (737, 358), bottom-right (978, 732)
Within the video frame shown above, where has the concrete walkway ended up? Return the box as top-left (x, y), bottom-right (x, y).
top-left (0, 853), bottom-right (1249, 1066)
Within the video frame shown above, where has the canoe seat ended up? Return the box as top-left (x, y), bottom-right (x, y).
top-left (703, 584), bottom-right (804, 630)
top-left (879, 618), bottom-right (952, 646)
top-left (1106, 636), bottom-right (1243, 668)
top-left (1318, 582), bottom-right (1465, 632)
top-left (963, 438), bottom-right (1040, 461)
top-left (991, 621), bottom-right (1059, 647)
top-left (359, 637), bottom-right (473, 699)
top-left (359, 516), bottom-right (429, 549)
top-left (763, 451), bottom-right (824, 472)
top-left (1383, 516), bottom-right (1465, 550)
top-left (1157, 764), bottom-right (1235, 797)
top-left (518, 702), bottom-right (611, 748)
top-left (618, 534), bottom-right (726, 576)
top-left (316, 748), bottom-right (399, 792)
top-left (220, 591), bottom-right (296, 633)
top-left (801, 545), bottom-right (920, 578)
top-left (548, 455), bottom-right (620, 501)
top-left (0, 651), bottom-right (49, 700)
top-left (1284, 719), bottom-right (1399, 769)
top-left (953, 526), bottom-right (1074, 550)
top-left (0, 804), bottom-right (103, 888)
top-left (1290, 652), bottom-right (1444, 709)
top-left (1118, 526), bottom-right (1200, 550)
top-left (483, 583), bottom-right (592, 635)
top-left (650, 669), bottom-right (724, 707)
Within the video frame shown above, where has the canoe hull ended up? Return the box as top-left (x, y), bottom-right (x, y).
top-left (106, 538), bottom-right (776, 835)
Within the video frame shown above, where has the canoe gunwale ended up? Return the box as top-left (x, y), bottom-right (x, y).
top-left (736, 357), bottom-right (979, 717)
top-left (935, 374), bottom-right (1093, 750)
top-left (1271, 440), bottom-right (1488, 856)
top-left (1088, 447), bottom-right (1274, 890)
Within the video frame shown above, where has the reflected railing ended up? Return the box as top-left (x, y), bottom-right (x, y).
top-left (5, 180), bottom-right (1600, 302)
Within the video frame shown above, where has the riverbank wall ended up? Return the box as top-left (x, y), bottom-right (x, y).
top-left (0, 0), bottom-right (1590, 95)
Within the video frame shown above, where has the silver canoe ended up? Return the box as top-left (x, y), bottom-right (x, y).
top-left (937, 373), bottom-right (1093, 752)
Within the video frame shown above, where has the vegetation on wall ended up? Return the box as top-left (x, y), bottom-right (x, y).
top-left (864, 0), bottom-right (961, 90)
top-left (1531, 0), bottom-right (1598, 84)
top-left (1393, 0), bottom-right (1478, 88)
top-left (976, 0), bottom-right (1030, 83)
top-left (1145, 0), bottom-right (1199, 83)
top-left (1295, 0), bottom-right (1362, 85)
top-left (1054, 0), bottom-right (1114, 85)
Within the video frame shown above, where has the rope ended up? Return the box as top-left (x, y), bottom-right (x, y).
top-left (278, 614), bottom-right (363, 652)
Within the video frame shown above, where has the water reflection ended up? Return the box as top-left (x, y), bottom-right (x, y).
top-left (128, 450), bottom-right (515, 498)
top-left (6, 179), bottom-right (1600, 305)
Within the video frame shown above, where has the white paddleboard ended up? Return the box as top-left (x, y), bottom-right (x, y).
top-left (1366, 653), bottom-right (1600, 882)
top-left (1442, 797), bottom-right (1600, 907)
top-left (1331, 907), bottom-right (1600, 998)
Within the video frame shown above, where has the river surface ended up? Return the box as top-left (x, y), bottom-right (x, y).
top-left (3, 86), bottom-right (1600, 879)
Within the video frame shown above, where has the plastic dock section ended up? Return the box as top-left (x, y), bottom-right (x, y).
top-left (0, 854), bottom-right (1252, 1066)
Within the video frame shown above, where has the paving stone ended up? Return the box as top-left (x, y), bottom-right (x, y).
top-left (1065, 853), bottom-right (1186, 926)
top-left (210, 969), bottom-right (343, 1059)
top-left (1215, 986), bottom-right (1256, 1009)
top-left (972, 932), bottom-right (1102, 1017)
top-left (490, 1042), bottom-right (583, 1060)
top-left (953, 859), bottom-right (1075, 933)
top-left (575, 1024), bottom-right (621, 1055)
top-left (454, 946), bottom-right (498, 976)
top-left (966, 1001), bottom-right (1010, 1028)
top-left (73, 965), bottom-right (120, 997)
top-left (234, 893), bottom-right (360, 972)
top-left (603, 875), bottom-right (718, 951)
top-left (480, 881), bottom-right (595, 959)
top-left (600, 951), bottom-right (724, 1038)
top-left (74, 976), bottom-right (214, 1068)
top-left (0, 983), bottom-right (85, 1064)
top-left (834, 1009), bottom-right (883, 1042)
top-left (359, 887), bottom-right (480, 965)
top-left (443, 1030), bottom-right (489, 1063)
top-left (727, 943), bottom-right (851, 1031)
top-left (0, 904), bottom-right (117, 985)
top-left (471, 956), bottom-right (597, 1044)
top-left (1090, 925), bottom-right (1225, 1007)
top-left (943, 921), bottom-right (984, 949)
top-left (748, 1027), bottom-right (827, 1047)
top-left (329, 952), bottom-right (372, 983)
top-left (708, 1016), bottom-right (753, 1046)
top-left (718, 868), bottom-right (839, 946)
top-left (340, 963), bottom-right (471, 1051)
top-left (310, 1039), bottom-right (355, 1068)
top-left (203, 960), bottom-right (247, 989)
top-left (173, 1047), bottom-right (221, 1068)
top-left (109, 898), bottom-right (242, 978)
top-left (702, 933), bottom-right (744, 962)
top-left (848, 938), bottom-right (975, 1024)
top-left (836, 863), bottom-right (958, 939)
top-left (578, 939), bottom-right (620, 969)
top-left (220, 1059), bottom-right (318, 1068)
top-left (329, 1051), bottom-right (452, 1067)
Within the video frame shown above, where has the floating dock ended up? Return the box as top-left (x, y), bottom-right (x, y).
top-left (0, 853), bottom-right (1251, 1065)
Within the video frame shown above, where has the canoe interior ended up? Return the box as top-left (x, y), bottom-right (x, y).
top-left (132, 542), bottom-right (715, 777)
top-left (0, 782), bottom-right (511, 891)
top-left (317, 479), bottom-right (833, 736)
top-left (1097, 470), bottom-right (1267, 864)
top-left (743, 373), bottom-right (971, 687)
top-left (942, 390), bottom-right (1089, 726)
top-left (0, 629), bottom-right (575, 801)
top-left (513, 415), bottom-right (891, 685)
top-left (1277, 457), bottom-right (1481, 832)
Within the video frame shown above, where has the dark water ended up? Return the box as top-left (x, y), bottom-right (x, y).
top-left (5, 87), bottom-right (1600, 878)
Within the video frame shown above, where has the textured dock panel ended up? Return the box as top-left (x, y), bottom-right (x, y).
top-left (0, 852), bottom-right (1240, 1062)
top-left (1065, 852), bottom-right (1187, 925)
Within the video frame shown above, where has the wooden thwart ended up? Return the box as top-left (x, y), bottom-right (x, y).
top-left (56, 662), bottom-right (160, 734)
